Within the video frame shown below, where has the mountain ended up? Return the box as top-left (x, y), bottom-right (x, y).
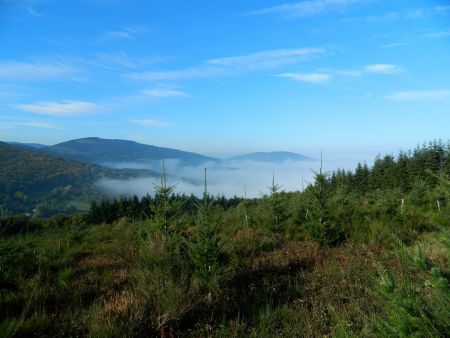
top-left (0, 142), bottom-right (158, 216)
top-left (43, 137), bottom-right (217, 167)
top-left (7, 142), bottom-right (49, 149)
top-left (229, 151), bottom-right (313, 163)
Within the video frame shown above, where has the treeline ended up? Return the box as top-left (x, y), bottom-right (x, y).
top-left (87, 194), bottom-right (245, 224)
top-left (0, 213), bottom-right (87, 236)
top-left (291, 140), bottom-right (450, 246)
top-left (329, 140), bottom-right (450, 193)
top-left (87, 140), bottom-right (450, 226)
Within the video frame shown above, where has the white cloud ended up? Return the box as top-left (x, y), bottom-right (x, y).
top-left (126, 67), bottom-right (222, 82)
top-left (278, 72), bottom-right (331, 84)
top-left (405, 9), bottom-right (424, 19)
top-left (95, 51), bottom-right (137, 69)
top-left (0, 123), bottom-right (13, 130)
top-left (14, 100), bottom-right (103, 116)
top-left (249, 0), bottom-right (366, 17)
top-left (423, 30), bottom-right (450, 39)
top-left (380, 42), bottom-right (411, 49)
top-left (434, 6), bottom-right (450, 14)
top-left (16, 121), bottom-right (60, 129)
top-left (324, 64), bottom-right (403, 76)
top-left (129, 119), bottom-right (171, 128)
top-left (26, 6), bottom-right (44, 17)
top-left (364, 64), bottom-right (402, 74)
top-left (206, 47), bottom-right (324, 69)
top-left (140, 88), bottom-right (188, 98)
top-left (100, 25), bottom-right (150, 42)
top-left (333, 68), bottom-right (363, 76)
top-left (0, 86), bottom-right (23, 100)
top-left (126, 47), bottom-right (324, 81)
top-left (386, 89), bottom-right (450, 101)
top-left (0, 60), bottom-right (75, 80)
top-left (341, 7), bottom-right (427, 24)
top-left (278, 63), bottom-right (402, 84)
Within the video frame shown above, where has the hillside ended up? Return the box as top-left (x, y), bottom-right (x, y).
top-left (0, 142), bottom-right (158, 216)
top-left (43, 137), bottom-right (218, 166)
top-left (6, 142), bottom-right (49, 149)
top-left (230, 151), bottom-right (313, 162)
top-left (0, 140), bottom-right (448, 337)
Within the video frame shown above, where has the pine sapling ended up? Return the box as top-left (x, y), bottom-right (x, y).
top-left (189, 168), bottom-right (223, 303)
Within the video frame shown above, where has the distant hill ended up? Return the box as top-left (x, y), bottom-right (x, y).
top-left (42, 137), bottom-right (218, 166)
top-left (7, 142), bottom-right (49, 149)
top-left (0, 142), bottom-right (158, 216)
top-left (229, 151), bottom-right (313, 163)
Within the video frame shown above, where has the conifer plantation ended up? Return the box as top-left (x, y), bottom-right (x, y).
top-left (1, 141), bottom-right (449, 337)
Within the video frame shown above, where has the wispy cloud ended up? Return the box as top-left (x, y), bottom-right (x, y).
top-left (16, 121), bottom-right (61, 129)
top-left (94, 51), bottom-right (137, 69)
top-left (0, 85), bottom-right (25, 100)
top-left (386, 89), bottom-right (450, 101)
top-left (207, 48), bottom-right (324, 69)
top-left (364, 64), bottom-right (403, 74)
top-left (405, 9), bottom-right (425, 19)
top-left (126, 47), bottom-right (324, 81)
top-left (140, 88), bottom-right (188, 98)
top-left (248, 0), bottom-right (367, 18)
top-left (126, 67), bottom-right (225, 82)
top-left (129, 119), bottom-right (172, 128)
top-left (0, 123), bottom-right (13, 130)
top-left (434, 6), bottom-right (450, 14)
top-left (423, 30), bottom-right (450, 39)
top-left (341, 8), bottom-right (427, 24)
top-left (380, 41), bottom-right (411, 49)
top-left (0, 60), bottom-right (76, 80)
top-left (278, 72), bottom-right (331, 84)
top-left (278, 63), bottom-right (402, 84)
top-left (0, 118), bottom-right (62, 130)
top-left (26, 6), bottom-right (45, 17)
top-left (99, 25), bottom-right (150, 42)
top-left (14, 100), bottom-right (104, 116)
top-left (329, 63), bottom-right (403, 76)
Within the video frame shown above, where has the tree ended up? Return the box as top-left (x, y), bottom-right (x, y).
top-left (189, 168), bottom-right (223, 303)
top-left (261, 171), bottom-right (285, 230)
top-left (304, 152), bottom-right (345, 246)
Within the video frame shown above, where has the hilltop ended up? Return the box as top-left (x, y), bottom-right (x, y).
top-left (42, 137), bottom-right (218, 166)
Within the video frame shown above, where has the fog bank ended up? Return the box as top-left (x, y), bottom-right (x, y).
top-left (95, 157), bottom-right (362, 198)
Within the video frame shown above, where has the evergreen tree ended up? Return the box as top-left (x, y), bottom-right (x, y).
top-left (262, 171), bottom-right (284, 230)
top-left (189, 168), bottom-right (223, 302)
top-left (148, 161), bottom-right (184, 253)
top-left (396, 151), bottom-right (411, 191)
top-left (304, 152), bottom-right (344, 246)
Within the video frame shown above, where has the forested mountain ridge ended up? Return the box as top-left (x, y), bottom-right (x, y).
top-left (0, 142), bottom-right (158, 216)
top-left (42, 137), bottom-right (218, 166)
top-left (6, 142), bottom-right (49, 149)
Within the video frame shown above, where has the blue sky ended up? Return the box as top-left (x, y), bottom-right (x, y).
top-left (0, 0), bottom-right (449, 158)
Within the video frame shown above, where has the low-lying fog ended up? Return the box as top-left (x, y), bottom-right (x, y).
top-left (96, 156), bottom-right (369, 198)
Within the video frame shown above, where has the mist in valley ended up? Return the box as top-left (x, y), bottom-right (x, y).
top-left (95, 155), bottom-right (367, 198)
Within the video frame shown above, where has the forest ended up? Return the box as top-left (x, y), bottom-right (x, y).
top-left (0, 142), bottom-right (158, 217)
top-left (0, 140), bottom-right (449, 337)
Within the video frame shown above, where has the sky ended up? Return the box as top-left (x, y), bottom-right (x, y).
top-left (0, 0), bottom-right (449, 159)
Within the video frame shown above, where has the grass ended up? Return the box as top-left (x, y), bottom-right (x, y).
top-left (0, 189), bottom-right (449, 337)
